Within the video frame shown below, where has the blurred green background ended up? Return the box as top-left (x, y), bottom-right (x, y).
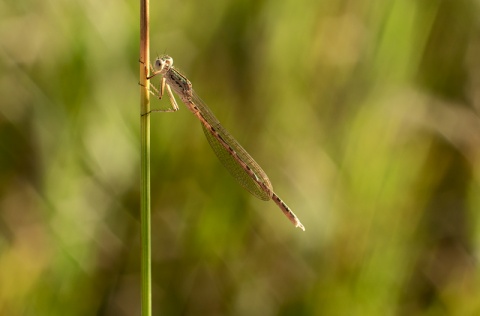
top-left (1, 0), bottom-right (480, 315)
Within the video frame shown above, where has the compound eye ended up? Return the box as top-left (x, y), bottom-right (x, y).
top-left (154, 58), bottom-right (163, 70)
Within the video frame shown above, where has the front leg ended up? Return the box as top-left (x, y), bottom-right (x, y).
top-left (139, 59), bottom-right (178, 113)
top-left (145, 82), bottom-right (179, 113)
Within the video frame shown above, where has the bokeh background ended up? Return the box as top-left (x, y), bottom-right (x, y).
top-left (1, 0), bottom-right (480, 315)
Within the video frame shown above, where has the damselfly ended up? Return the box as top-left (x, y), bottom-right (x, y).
top-left (145, 55), bottom-right (305, 231)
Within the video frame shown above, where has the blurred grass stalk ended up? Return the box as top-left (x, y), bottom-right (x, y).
top-left (140, 0), bottom-right (152, 315)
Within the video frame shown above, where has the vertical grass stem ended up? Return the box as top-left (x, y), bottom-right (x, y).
top-left (139, 0), bottom-right (151, 315)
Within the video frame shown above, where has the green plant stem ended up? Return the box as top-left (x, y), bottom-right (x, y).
top-left (139, 0), bottom-right (151, 315)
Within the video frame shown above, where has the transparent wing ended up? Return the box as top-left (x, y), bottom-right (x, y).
top-left (191, 91), bottom-right (273, 201)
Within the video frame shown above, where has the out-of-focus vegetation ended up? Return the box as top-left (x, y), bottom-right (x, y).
top-left (1, 0), bottom-right (480, 315)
